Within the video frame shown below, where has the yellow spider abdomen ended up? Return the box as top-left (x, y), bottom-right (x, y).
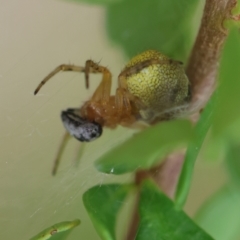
top-left (124, 50), bottom-right (190, 122)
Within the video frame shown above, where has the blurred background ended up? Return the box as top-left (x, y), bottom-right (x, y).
top-left (0, 0), bottom-right (227, 239)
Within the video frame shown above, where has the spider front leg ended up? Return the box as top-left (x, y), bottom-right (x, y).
top-left (34, 64), bottom-right (86, 95)
top-left (34, 61), bottom-right (112, 103)
top-left (85, 60), bottom-right (112, 104)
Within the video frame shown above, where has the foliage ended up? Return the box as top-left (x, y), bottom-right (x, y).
top-left (30, 219), bottom-right (80, 240)
top-left (82, 184), bottom-right (133, 240)
top-left (65, 0), bottom-right (200, 61)
top-left (95, 120), bottom-right (193, 174)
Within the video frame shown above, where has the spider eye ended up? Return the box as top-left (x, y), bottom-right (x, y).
top-left (61, 109), bottom-right (102, 142)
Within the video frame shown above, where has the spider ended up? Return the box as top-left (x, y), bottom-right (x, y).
top-left (34, 50), bottom-right (190, 175)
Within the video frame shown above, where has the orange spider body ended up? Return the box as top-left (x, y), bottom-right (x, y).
top-left (79, 96), bottom-right (133, 128)
top-left (34, 50), bottom-right (190, 174)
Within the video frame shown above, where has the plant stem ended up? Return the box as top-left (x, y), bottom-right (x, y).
top-left (187, 0), bottom-right (238, 112)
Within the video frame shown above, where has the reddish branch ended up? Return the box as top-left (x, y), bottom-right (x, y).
top-left (125, 0), bottom-right (238, 239)
top-left (187, 0), bottom-right (238, 111)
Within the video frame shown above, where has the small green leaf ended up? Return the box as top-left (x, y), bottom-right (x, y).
top-left (137, 180), bottom-right (214, 240)
top-left (175, 94), bottom-right (215, 209)
top-left (95, 120), bottom-right (193, 174)
top-left (83, 184), bottom-right (132, 240)
top-left (195, 186), bottom-right (240, 240)
top-left (30, 219), bottom-right (80, 240)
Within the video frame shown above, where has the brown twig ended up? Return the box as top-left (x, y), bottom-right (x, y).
top-left (150, 152), bottom-right (186, 199)
top-left (187, 0), bottom-right (238, 112)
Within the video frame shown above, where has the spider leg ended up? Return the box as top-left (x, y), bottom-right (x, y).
top-left (115, 86), bottom-right (137, 126)
top-left (34, 64), bottom-right (87, 95)
top-left (74, 142), bottom-right (86, 168)
top-left (115, 74), bottom-right (133, 118)
top-left (85, 60), bottom-right (112, 104)
top-left (35, 61), bottom-right (112, 105)
top-left (115, 87), bottom-right (131, 113)
top-left (52, 131), bottom-right (70, 175)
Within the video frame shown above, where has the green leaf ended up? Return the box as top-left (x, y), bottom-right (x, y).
top-left (29, 219), bottom-right (80, 240)
top-left (106, 0), bottom-right (201, 61)
top-left (82, 184), bottom-right (132, 240)
top-left (213, 27), bottom-right (240, 136)
top-left (136, 180), bottom-right (214, 240)
top-left (195, 186), bottom-right (240, 240)
top-left (225, 143), bottom-right (240, 188)
top-left (175, 94), bottom-right (215, 209)
top-left (95, 120), bottom-right (193, 175)
top-left (62, 0), bottom-right (201, 61)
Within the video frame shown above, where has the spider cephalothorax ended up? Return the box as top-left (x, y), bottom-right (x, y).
top-left (34, 50), bottom-right (190, 174)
